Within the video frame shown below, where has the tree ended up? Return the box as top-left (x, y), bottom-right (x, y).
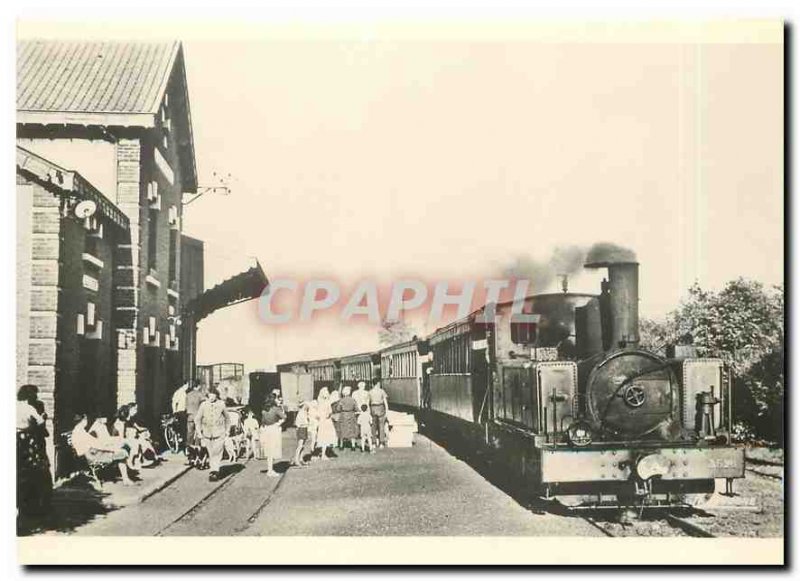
top-left (669, 279), bottom-right (783, 373)
top-left (658, 279), bottom-right (784, 444)
top-left (638, 317), bottom-right (675, 356)
top-left (378, 318), bottom-right (416, 347)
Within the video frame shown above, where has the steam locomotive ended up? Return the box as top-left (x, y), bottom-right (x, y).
top-left (277, 248), bottom-right (745, 508)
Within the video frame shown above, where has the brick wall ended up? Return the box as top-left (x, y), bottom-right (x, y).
top-left (17, 183), bottom-right (34, 387)
top-left (114, 138), bottom-right (141, 407)
top-left (17, 173), bottom-right (129, 476)
top-left (22, 181), bottom-right (61, 419)
top-left (109, 74), bottom-right (191, 428)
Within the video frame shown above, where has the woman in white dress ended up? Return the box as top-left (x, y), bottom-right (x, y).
top-left (307, 400), bottom-right (320, 459)
top-left (314, 388), bottom-right (337, 460)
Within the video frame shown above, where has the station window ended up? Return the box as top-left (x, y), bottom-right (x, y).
top-left (147, 209), bottom-right (158, 272)
top-left (168, 229), bottom-right (178, 285)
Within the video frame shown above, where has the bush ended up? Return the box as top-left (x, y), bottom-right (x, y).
top-left (643, 279), bottom-right (784, 446)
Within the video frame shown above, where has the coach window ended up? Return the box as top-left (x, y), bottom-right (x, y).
top-left (510, 316), bottom-right (537, 345)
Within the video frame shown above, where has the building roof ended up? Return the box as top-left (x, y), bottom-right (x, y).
top-left (16, 146), bottom-right (129, 231)
top-left (18, 40), bottom-right (178, 118)
top-left (17, 39), bottom-right (197, 191)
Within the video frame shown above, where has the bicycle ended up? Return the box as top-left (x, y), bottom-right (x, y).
top-left (161, 413), bottom-right (183, 454)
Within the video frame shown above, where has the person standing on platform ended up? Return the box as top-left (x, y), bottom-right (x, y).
top-left (369, 380), bottom-right (389, 449)
top-left (307, 400), bottom-right (320, 461)
top-left (195, 388), bottom-right (229, 481)
top-left (185, 382), bottom-right (204, 453)
top-left (330, 387), bottom-right (342, 449)
top-left (356, 404), bottom-right (374, 453)
top-left (291, 401), bottom-right (310, 467)
top-left (352, 381), bottom-right (370, 416)
top-left (242, 408), bottom-right (260, 460)
top-left (16, 385), bottom-right (52, 517)
top-left (260, 394), bottom-right (286, 477)
top-left (336, 385), bottom-right (359, 450)
top-left (315, 388), bottom-right (337, 459)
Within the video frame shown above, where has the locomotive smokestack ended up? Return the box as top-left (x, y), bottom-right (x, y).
top-left (584, 243), bottom-right (639, 349)
top-left (606, 262), bottom-right (639, 347)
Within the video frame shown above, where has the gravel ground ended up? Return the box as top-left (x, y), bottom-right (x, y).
top-left (40, 430), bottom-right (602, 537)
top-left (745, 446), bottom-right (784, 465)
top-left (244, 433), bottom-right (602, 536)
top-left (593, 517), bottom-right (690, 537)
top-left (682, 465), bottom-right (784, 538)
top-left (586, 446), bottom-right (784, 538)
top-left (37, 434), bottom-right (782, 539)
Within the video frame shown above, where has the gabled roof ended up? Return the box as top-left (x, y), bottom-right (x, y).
top-left (18, 40), bottom-right (177, 117)
top-left (17, 39), bottom-right (197, 191)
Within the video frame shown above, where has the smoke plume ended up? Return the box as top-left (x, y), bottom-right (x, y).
top-left (502, 245), bottom-right (588, 293)
top-left (584, 242), bottom-right (638, 266)
top-left (501, 242), bottom-right (637, 293)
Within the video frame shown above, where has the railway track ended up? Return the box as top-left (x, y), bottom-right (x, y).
top-left (580, 514), bottom-right (616, 537)
top-left (745, 456), bottom-right (783, 468)
top-left (151, 458), bottom-right (290, 536)
top-left (745, 466), bottom-right (783, 481)
top-left (664, 513), bottom-right (716, 537)
top-left (576, 508), bottom-right (717, 538)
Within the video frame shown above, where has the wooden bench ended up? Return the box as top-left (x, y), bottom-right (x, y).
top-left (60, 430), bottom-right (122, 489)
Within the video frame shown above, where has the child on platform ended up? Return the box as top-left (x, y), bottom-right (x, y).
top-left (357, 404), bottom-right (374, 453)
top-left (242, 408), bottom-right (260, 459)
top-left (291, 401), bottom-right (310, 467)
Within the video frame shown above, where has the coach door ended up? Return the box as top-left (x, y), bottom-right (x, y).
top-left (471, 343), bottom-right (490, 424)
top-left (421, 361), bottom-right (433, 409)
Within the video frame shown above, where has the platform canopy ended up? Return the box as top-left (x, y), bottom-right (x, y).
top-left (185, 260), bottom-right (268, 322)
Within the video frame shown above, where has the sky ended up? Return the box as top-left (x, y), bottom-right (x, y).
top-left (17, 21), bottom-right (784, 371)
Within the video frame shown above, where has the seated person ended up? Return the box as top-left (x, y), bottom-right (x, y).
top-left (71, 415), bottom-right (133, 485)
top-left (111, 407), bottom-right (142, 470)
top-left (118, 404), bottom-right (159, 468)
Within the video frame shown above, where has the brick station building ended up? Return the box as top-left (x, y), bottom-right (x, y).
top-left (17, 40), bottom-right (269, 476)
top-left (16, 40), bottom-right (206, 473)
